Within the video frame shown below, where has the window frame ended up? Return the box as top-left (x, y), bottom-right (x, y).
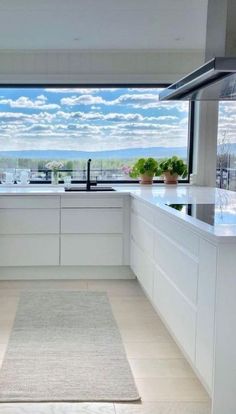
top-left (0, 83), bottom-right (194, 184)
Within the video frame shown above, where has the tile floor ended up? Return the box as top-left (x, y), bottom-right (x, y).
top-left (0, 279), bottom-right (211, 414)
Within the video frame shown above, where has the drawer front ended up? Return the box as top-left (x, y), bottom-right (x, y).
top-left (131, 239), bottom-right (154, 298)
top-left (61, 234), bottom-right (123, 265)
top-left (0, 196), bottom-right (60, 209)
top-left (154, 209), bottom-right (199, 257)
top-left (131, 198), bottom-right (154, 226)
top-left (61, 208), bottom-right (123, 234)
top-left (0, 235), bottom-right (59, 266)
top-left (61, 195), bottom-right (124, 208)
top-left (153, 264), bottom-right (196, 363)
top-left (0, 209), bottom-right (60, 234)
top-left (196, 239), bottom-right (216, 391)
top-left (131, 212), bottom-right (154, 256)
top-left (154, 230), bottom-right (198, 305)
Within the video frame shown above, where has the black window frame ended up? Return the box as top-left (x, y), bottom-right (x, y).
top-left (0, 83), bottom-right (194, 184)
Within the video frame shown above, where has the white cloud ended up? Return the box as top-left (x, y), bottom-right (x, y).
top-left (0, 96), bottom-right (60, 110)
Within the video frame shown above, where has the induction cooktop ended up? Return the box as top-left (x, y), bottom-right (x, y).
top-left (165, 203), bottom-right (236, 226)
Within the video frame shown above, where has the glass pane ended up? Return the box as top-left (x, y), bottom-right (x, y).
top-left (0, 87), bottom-right (190, 183)
top-left (217, 102), bottom-right (236, 190)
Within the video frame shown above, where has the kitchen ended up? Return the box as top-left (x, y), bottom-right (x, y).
top-left (0, 1), bottom-right (235, 414)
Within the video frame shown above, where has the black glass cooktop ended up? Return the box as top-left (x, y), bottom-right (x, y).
top-left (165, 203), bottom-right (236, 226)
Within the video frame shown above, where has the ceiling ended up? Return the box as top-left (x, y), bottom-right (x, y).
top-left (0, 0), bottom-right (208, 50)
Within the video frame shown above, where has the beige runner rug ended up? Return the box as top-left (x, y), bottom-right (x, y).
top-left (0, 291), bottom-right (140, 402)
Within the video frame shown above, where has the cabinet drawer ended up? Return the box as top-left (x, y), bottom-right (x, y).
top-left (0, 196), bottom-right (60, 209)
top-left (131, 212), bottom-right (154, 256)
top-left (154, 230), bottom-right (198, 305)
top-left (61, 234), bottom-right (123, 265)
top-left (61, 195), bottom-right (123, 208)
top-left (0, 235), bottom-right (59, 266)
top-left (153, 264), bottom-right (196, 363)
top-left (131, 198), bottom-right (154, 226)
top-left (196, 239), bottom-right (216, 391)
top-left (0, 209), bottom-right (60, 234)
top-left (61, 208), bottom-right (123, 234)
top-left (131, 239), bottom-right (154, 298)
top-left (154, 209), bottom-right (199, 257)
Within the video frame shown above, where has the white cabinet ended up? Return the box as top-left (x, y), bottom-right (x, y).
top-left (154, 230), bottom-right (198, 305)
top-left (0, 196), bottom-right (60, 267)
top-left (196, 239), bottom-right (216, 391)
top-left (61, 208), bottom-right (123, 234)
top-left (0, 195), bottom-right (60, 209)
top-left (0, 209), bottom-right (59, 234)
top-left (130, 202), bottom-right (155, 297)
top-left (0, 194), bottom-right (129, 269)
top-left (130, 238), bottom-right (154, 298)
top-left (60, 195), bottom-right (129, 266)
top-left (0, 235), bottom-right (59, 266)
top-left (61, 234), bottom-right (123, 265)
top-left (130, 197), bottom-right (217, 393)
top-left (153, 263), bottom-right (197, 363)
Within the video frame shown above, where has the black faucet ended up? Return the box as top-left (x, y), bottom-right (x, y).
top-left (86, 158), bottom-right (92, 191)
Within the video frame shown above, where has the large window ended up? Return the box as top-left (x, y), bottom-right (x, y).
top-left (217, 102), bottom-right (236, 190)
top-left (0, 87), bottom-right (191, 183)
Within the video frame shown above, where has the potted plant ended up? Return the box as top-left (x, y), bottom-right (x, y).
top-left (127, 158), bottom-right (160, 184)
top-left (159, 156), bottom-right (188, 184)
top-left (45, 161), bottom-right (64, 185)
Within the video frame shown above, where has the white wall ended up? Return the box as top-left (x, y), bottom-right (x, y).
top-left (0, 49), bottom-right (203, 84)
top-left (192, 101), bottom-right (219, 187)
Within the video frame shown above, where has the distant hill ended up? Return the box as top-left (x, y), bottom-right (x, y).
top-left (0, 147), bottom-right (188, 160)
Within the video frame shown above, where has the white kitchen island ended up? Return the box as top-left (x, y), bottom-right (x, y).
top-left (0, 184), bottom-right (235, 414)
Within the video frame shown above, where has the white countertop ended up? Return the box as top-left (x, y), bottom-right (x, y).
top-left (0, 184), bottom-right (236, 241)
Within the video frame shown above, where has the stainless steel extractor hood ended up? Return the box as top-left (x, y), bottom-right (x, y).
top-left (159, 57), bottom-right (236, 101)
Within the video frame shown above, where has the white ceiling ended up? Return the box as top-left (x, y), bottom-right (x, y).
top-left (0, 0), bottom-right (208, 50)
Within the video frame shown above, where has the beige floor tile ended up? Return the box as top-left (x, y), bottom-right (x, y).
top-left (124, 342), bottom-right (183, 359)
top-left (88, 280), bottom-right (144, 296)
top-left (120, 326), bottom-right (172, 343)
top-left (136, 378), bottom-right (209, 402)
top-left (0, 328), bottom-right (11, 345)
top-left (129, 358), bottom-right (195, 378)
top-left (114, 402), bottom-right (211, 414)
top-left (116, 319), bottom-right (167, 333)
top-left (0, 343), bottom-right (7, 365)
top-left (0, 319), bottom-right (14, 331)
top-left (0, 402), bottom-right (115, 414)
top-left (113, 311), bottom-right (160, 324)
top-left (0, 289), bottom-right (20, 298)
top-left (0, 296), bottom-right (19, 310)
top-left (109, 297), bottom-right (154, 311)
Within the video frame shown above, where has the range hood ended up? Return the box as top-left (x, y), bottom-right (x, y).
top-left (159, 57), bottom-right (236, 101)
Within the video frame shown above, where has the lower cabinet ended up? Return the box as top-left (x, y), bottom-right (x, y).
top-left (130, 239), bottom-right (154, 298)
top-left (195, 239), bottom-right (216, 391)
top-left (61, 234), bottom-right (123, 265)
top-left (130, 198), bottom-right (216, 395)
top-left (153, 264), bottom-right (197, 363)
top-left (0, 235), bottom-right (59, 266)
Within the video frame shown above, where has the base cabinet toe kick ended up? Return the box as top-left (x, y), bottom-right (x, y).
top-left (130, 197), bottom-right (236, 414)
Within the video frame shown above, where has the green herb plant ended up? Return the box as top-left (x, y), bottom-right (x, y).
top-left (129, 158), bottom-right (160, 178)
top-left (159, 156), bottom-right (188, 178)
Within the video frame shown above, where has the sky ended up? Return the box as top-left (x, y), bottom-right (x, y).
top-left (0, 87), bottom-right (190, 153)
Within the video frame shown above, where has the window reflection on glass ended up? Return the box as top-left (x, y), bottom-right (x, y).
top-left (0, 87), bottom-right (190, 183)
top-left (217, 102), bottom-right (236, 191)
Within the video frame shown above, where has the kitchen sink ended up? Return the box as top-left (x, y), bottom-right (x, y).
top-left (64, 186), bottom-right (115, 192)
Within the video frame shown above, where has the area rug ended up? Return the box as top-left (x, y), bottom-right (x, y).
top-left (0, 291), bottom-right (140, 402)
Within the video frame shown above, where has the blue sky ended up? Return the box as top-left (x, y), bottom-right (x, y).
top-left (0, 88), bottom-right (189, 152)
